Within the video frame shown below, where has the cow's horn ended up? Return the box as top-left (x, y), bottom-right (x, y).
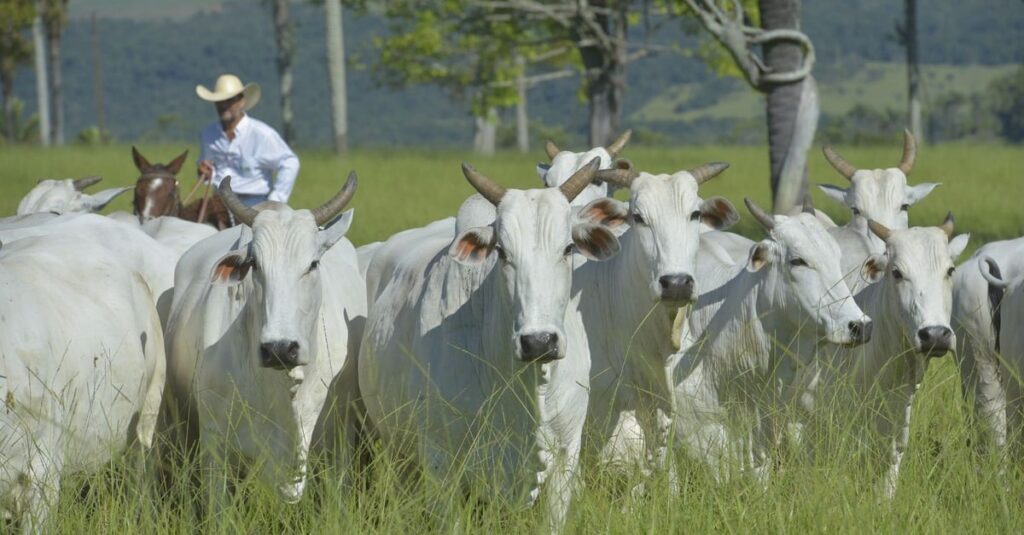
top-left (218, 176), bottom-right (259, 227)
top-left (689, 162), bottom-right (729, 185)
top-left (545, 140), bottom-right (561, 160)
top-left (867, 219), bottom-right (892, 242)
top-left (462, 163), bottom-right (507, 206)
top-left (744, 198), bottom-right (776, 231)
top-left (898, 129), bottom-right (916, 175)
top-left (73, 176), bottom-right (102, 191)
top-left (802, 190), bottom-right (816, 215)
top-left (606, 129), bottom-right (632, 158)
top-left (822, 145), bottom-right (857, 180)
top-left (940, 211), bottom-right (954, 238)
top-left (312, 171), bottom-right (358, 227)
top-left (594, 159), bottom-right (637, 188)
top-left (559, 158), bottom-right (600, 202)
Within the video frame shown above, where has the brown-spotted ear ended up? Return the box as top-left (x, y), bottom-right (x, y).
top-left (165, 149), bottom-right (190, 175)
top-left (577, 197), bottom-right (628, 229)
top-left (700, 196), bottom-right (740, 230)
top-left (211, 253), bottom-right (252, 285)
top-left (572, 222), bottom-right (620, 261)
top-left (449, 226), bottom-right (496, 265)
top-left (861, 253), bottom-right (888, 284)
top-left (131, 146), bottom-right (153, 173)
top-left (746, 241), bottom-right (772, 272)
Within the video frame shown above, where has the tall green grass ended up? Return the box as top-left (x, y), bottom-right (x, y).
top-left (1, 142), bottom-right (1022, 533)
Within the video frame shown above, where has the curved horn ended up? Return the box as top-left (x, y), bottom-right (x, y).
top-left (688, 162), bottom-right (730, 185)
top-left (559, 158), bottom-right (600, 202)
top-left (217, 176), bottom-right (259, 227)
top-left (462, 163), bottom-right (507, 206)
top-left (898, 129), bottom-right (917, 175)
top-left (744, 198), bottom-right (776, 231)
top-left (73, 176), bottom-right (102, 191)
top-left (606, 129), bottom-right (632, 158)
top-left (311, 171), bottom-right (359, 226)
top-left (939, 211), bottom-right (954, 238)
top-left (867, 219), bottom-right (892, 242)
top-left (802, 190), bottom-right (815, 215)
top-left (545, 140), bottom-right (561, 160)
top-left (822, 145), bottom-right (857, 180)
top-left (594, 159), bottom-right (637, 188)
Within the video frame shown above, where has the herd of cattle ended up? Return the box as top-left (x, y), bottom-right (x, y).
top-left (0, 132), bottom-right (1020, 532)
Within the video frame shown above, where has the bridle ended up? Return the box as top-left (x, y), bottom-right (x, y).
top-left (136, 170), bottom-right (214, 223)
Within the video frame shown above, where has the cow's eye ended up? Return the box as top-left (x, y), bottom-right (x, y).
top-left (789, 258), bottom-right (808, 268)
top-left (892, 268), bottom-right (904, 280)
top-left (690, 210), bottom-right (702, 221)
top-left (851, 207), bottom-right (861, 216)
top-left (947, 266), bottom-right (955, 278)
top-left (308, 260), bottom-right (320, 272)
top-left (563, 244), bottom-right (574, 257)
top-left (632, 212), bottom-right (646, 226)
top-left (900, 204), bottom-right (910, 211)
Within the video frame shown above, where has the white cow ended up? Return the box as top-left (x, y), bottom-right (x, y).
top-left (570, 163), bottom-right (739, 481)
top-left (538, 130), bottom-right (631, 207)
top-left (139, 216), bottom-right (219, 257)
top-left (0, 233), bottom-right (166, 533)
top-left (16, 177), bottom-right (130, 216)
top-left (806, 215), bottom-right (968, 497)
top-left (359, 161), bottom-right (621, 532)
top-left (817, 131), bottom-right (940, 289)
top-left (162, 175), bottom-right (366, 506)
top-left (674, 199), bottom-right (872, 481)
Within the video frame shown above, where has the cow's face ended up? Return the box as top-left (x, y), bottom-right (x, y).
top-left (863, 224), bottom-right (969, 356)
top-left (17, 179), bottom-right (130, 215)
top-left (536, 147), bottom-right (613, 207)
top-left (627, 171), bottom-right (738, 304)
top-left (820, 169), bottom-right (939, 248)
top-left (451, 189), bottom-right (622, 363)
top-left (747, 212), bottom-right (872, 347)
top-left (212, 207), bottom-right (354, 370)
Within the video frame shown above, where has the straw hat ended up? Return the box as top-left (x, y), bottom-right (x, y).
top-left (195, 74), bottom-right (261, 109)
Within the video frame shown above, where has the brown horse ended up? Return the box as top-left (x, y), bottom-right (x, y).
top-left (131, 146), bottom-right (232, 229)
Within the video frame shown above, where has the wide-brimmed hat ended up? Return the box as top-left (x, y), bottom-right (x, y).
top-left (196, 74), bottom-right (261, 109)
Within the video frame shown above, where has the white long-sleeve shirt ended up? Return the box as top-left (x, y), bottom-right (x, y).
top-left (198, 115), bottom-right (300, 202)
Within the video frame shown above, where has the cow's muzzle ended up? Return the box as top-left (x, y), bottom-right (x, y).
top-left (260, 340), bottom-right (301, 369)
top-left (659, 274), bottom-right (696, 303)
top-left (848, 319), bottom-right (873, 345)
top-left (917, 326), bottom-right (953, 357)
top-left (518, 332), bottom-right (562, 363)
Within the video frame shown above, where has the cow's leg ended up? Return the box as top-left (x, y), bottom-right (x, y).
top-left (543, 443), bottom-right (580, 535)
top-left (20, 453), bottom-right (61, 535)
top-left (882, 388), bottom-right (918, 499)
top-left (200, 434), bottom-right (233, 520)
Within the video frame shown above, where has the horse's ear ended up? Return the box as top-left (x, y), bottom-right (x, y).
top-left (165, 150), bottom-right (189, 175)
top-left (132, 146), bottom-right (153, 172)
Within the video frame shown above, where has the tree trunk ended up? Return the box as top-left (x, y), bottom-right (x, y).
top-left (272, 0), bottom-right (295, 144)
top-left (31, 6), bottom-right (50, 147)
top-left (905, 0), bottom-right (923, 143)
top-left (577, 5), bottom-right (626, 147)
top-left (515, 54), bottom-right (528, 153)
top-left (473, 107), bottom-right (497, 155)
top-left (1, 71), bottom-right (14, 142)
top-left (324, 0), bottom-right (348, 153)
top-left (46, 9), bottom-right (63, 146)
top-left (91, 12), bottom-right (105, 136)
top-left (759, 0), bottom-right (814, 213)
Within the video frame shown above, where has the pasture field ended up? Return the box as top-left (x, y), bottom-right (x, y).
top-left (1, 142), bottom-right (1023, 533)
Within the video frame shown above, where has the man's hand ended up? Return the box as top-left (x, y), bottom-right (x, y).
top-left (197, 160), bottom-right (214, 182)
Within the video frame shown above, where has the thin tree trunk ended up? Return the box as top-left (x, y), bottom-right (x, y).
top-left (759, 0), bottom-right (812, 213)
top-left (46, 8), bottom-right (63, 146)
top-left (31, 5), bottom-right (50, 147)
top-left (324, 0), bottom-right (348, 153)
top-left (1, 71), bottom-right (14, 142)
top-left (473, 107), bottom-right (497, 155)
top-left (577, 5), bottom-right (625, 147)
top-left (905, 0), bottom-right (923, 143)
top-left (91, 12), bottom-right (105, 136)
top-left (515, 54), bottom-right (528, 153)
top-left (273, 0), bottom-right (295, 144)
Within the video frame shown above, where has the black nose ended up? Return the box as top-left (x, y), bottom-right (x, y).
top-left (849, 319), bottom-right (873, 344)
top-left (659, 274), bottom-right (695, 302)
top-left (260, 341), bottom-right (301, 369)
top-left (519, 332), bottom-right (560, 362)
top-left (917, 326), bottom-right (953, 357)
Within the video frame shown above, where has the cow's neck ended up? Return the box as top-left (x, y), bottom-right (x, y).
top-left (850, 280), bottom-right (921, 388)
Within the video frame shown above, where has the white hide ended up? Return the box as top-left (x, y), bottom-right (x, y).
top-left (673, 212), bottom-right (870, 480)
top-left (139, 216), bottom-right (218, 257)
top-left (538, 147), bottom-right (615, 207)
top-left (0, 234), bottom-right (165, 532)
top-left (17, 179), bottom-right (131, 215)
top-left (163, 205), bottom-right (366, 505)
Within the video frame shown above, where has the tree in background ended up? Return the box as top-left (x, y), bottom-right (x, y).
top-left (323, 0), bottom-right (348, 153)
top-left (678, 0), bottom-right (816, 213)
top-left (272, 0), bottom-right (295, 144)
top-left (0, 0), bottom-right (35, 143)
top-left (988, 66), bottom-right (1024, 143)
top-left (897, 0), bottom-right (922, 143)
top-left (31, 0), bottom-right (48, 146)
top-left (42, 0), bottom-right (67, 146)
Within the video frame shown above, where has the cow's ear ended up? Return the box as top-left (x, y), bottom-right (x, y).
top-left (450, 226), bottom-right (495, 265)
top-left (536, 163), bottom-right (551, 184)
top-left (83, 187), bottom-right (131, 212)
top-left (746, 241), bottom-right (773, 272)
top-left (861, 253), bottom-right (888, 284)
top-left (318, 209), bottom-right (354, 254)
top-left (948, 233), bottom-right (970, 261)
top-left (577, 197), bottom-right (628, 229)
top-left (818, 184), bottom-right (848, 206)
top-left (211, 253), bottom-right (252, 285)
top-left (573, 222), bottom-right (620, 261)
top-left (905, 182), bottom-right (940, 205)
top-left (700, 196), bottom-right (740, 230)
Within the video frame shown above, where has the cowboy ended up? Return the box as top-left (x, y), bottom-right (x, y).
top-left (196, 74), bottom-right (299, 206)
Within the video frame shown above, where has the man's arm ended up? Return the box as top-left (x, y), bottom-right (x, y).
top-left (259, 128), bottom-right (300, 203)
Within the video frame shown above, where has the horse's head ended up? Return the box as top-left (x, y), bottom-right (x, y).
top-left (132, 146), bottom-right (188, 223)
